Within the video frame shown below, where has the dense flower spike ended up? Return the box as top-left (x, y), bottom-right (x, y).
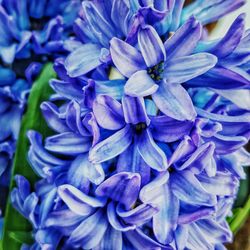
top-left (3, 0), bottom-right (250, 249)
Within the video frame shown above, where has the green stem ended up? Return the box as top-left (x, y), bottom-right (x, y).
top-left (230, 196), bottom-right (250, 234)
top-left (1, 64), bottom-right (56, 250)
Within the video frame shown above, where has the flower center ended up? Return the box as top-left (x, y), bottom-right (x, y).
top-left (135, 122), bottom-right (147, 134)
top-left (30, 17), bottom-right (50, 31)
top-left (147, 61), bottom-right (164, 81)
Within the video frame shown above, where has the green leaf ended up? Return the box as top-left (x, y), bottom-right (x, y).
top-left (229, 196), bottom-right (250, 234)
top-left (8, 231), bottom-right (33, 244)
top-left (1, 64), bottom-right (56, 250)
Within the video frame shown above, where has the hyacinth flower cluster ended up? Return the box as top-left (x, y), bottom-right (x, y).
top-left (0, 0), bottom-right (81, 223)
top-left (7, 0), bottom-right (250, 249)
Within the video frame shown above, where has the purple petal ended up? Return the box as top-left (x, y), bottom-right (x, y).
top-left (210, 134), bottom-right (248, 155)
top-left (152, 82), bottom-right (196, 121)
top-left (40, 102), bottom-right (68, 133)
top-left (45, 209), bottom-right (83, 228)
top-left (45, 132), bottom-right (92, 155)
top-left (169, 136), bottom-right (196, 165)
top-left (196, 219), bottom-right (232, 243)
top-left (178, 206), bottom-right (215, 224)
top-left (58, 184), bottom-right (106, 216)
top-left (206, 14), bottom-right (245, 58)
top-left (164, 16), bottom-right (202, 61)
top-left (67, 209), bottom-right (108, 249)
top-left (139, 172), bottom-right (170, 203)
top-left (150, 115), bottom-right (193, 142)
top-left (117, 144), bottom-right (151, 187)
top-left (107, 202), bottom-right (136, 232)
top-left (197, 172), bottom-right (238, 196)
top-left (93, 95), bottom-right (125, 130)
top-left (176, 142), bottom-right (215, 174)
top-left (15, 175), bottom-right (30, 201)
top-left (66, 101), bottom-right (91, 136)
top-left (187, 66), bottom-right (250, 89)
top-left (174, 225), bottom-right (189, 250)
top-left (110, 37), bottom-right (146, 77)
top-left (65, 44), bottom-right (103, 77)
top-left (138, 25), bottom-right (166, 67)
top-left (122, 95), bottom-right (150, 125)
top-left (95, 172), bottom-right (141, 210)
top-left (171, 171), bottom-right (217, 206)
top-left (125, 70), bottom-right (159, 97)
top-left (137, 129), bottom-right (168, 171)
top-left (153, 183), bottom-right (179, 244)
top-left (89, 125), bottom-right (133, 163)
top-left (50, 79), bottom-right (84, 101)
top-left (67, 154), bottom-right (104, 191)
top-left (117, 203), bottom-right (159, 226)
top-left (93, 226), bottom-right (122, 250)
top-left (211, 89), bottom-right (250, 110)
top-left (164, 53), bottom-right (217, 84)
top-left (125, 229), bottom-right (172, 250)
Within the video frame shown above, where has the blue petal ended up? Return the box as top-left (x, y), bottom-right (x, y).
top-left (198, 14), bottom-right (245, 58)
top-left (182, 0), bottom-right (245, 25)
top-left (107, 202), bottom-right (136, 231)
top-left (67, 209), bottom-right (108, 249)
top-left (169, 136), bottom-right (196, 165)
top-left (164, 53), bottom-right (217, 84)
top-left (65, 44), bottom-right (103, 77)
top-left (117, 144), bottom-right (151, 186)
top-left (122, 95), bottom-right (150, 125)
top-left (152, 81), bottom-right (196, 121)
top-left (174, 225), bottom-right (189, 250)
top-left (40, 102), bottom-right (68, 133)
top-left (138, 25), bottom-right (166, 67)
top-left (171, 170), bottom-right (217, 206)
top-left (45, 132), bottom-right (92, 155)
top-left (93, 95), bottom-right (125, 130)
top-left (125, 229), bottom-right (172, 249)
top-left (66, 101), bottom-right (91, 136)
top-left (45, 209), bottom-right (83, 228)
top-left (95, 79), bottom-right (125, 100)
top-left (176, 142), bottom-right (215, 174)
top-left (210, 134), bottom-right (248, 155)
top-left (150, 115), bottom-right (193, 142)
top-left (165, 16), bottom-right (202, 61)
top-left (89, 125), bottom-right (133, 163)
top-left (110, 37), bottom-right (146, 77)
top-left (153, 183), bottom-right (179, 244)
top-left (125, 70), bottom-right (159, 97)
top-left (137, 129), bottom-right (168, 171)
top-left (116, 202), bottom-right (159, 226)
top-left (82, 1), bottom-right (116, 47)
top-left (92, 226), bottom-right (122, 250)
top-left (139, 172), bottom-right (169, 203)
top-left (58, 184), bottom-right (106, 215)
top-left (211, 89), bottom-right (250, 110)
top-left (67, 153), bottom-right (104, 191)
top-left (95, 172), bottom-right (141, 210)
top-left (197, 172), bottom-right (238, 196)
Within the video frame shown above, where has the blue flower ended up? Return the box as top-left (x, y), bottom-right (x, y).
top-left (109, 17), bottom-right (217, 121)
top-left (7, 0), bottom-right (250, 249)
top-left (0, 0), bottom-right (80, 64)
top-left (64, 0), bottom-right (140, 78)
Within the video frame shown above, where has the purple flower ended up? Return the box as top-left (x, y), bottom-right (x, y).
top-left (7, 0), bottom-right (250, 249)
top-left (110, 17), bottom-right (217, 121)
top-left (90, 94), bottom-right (193, 173)
top-left (0, 0), bottom-right (80, 64)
